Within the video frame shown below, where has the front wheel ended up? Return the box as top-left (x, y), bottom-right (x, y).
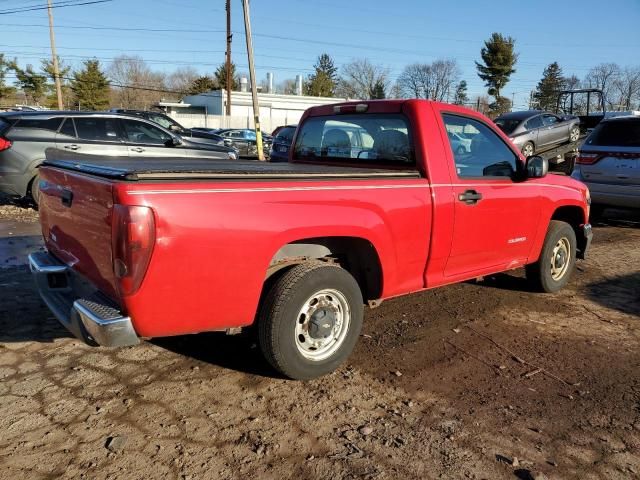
top-left (522, 142), bottom-right (535, 158)
top-left (258, 262), bottom-right (363, 380)
top-left (525, 220), bottom-right (577, 293)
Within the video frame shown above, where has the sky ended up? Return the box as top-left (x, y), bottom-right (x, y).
top-left (2, 0), bottom-right (640, 109)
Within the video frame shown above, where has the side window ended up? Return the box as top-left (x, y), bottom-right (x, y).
top-left (122, 119), bottom-right (172, 145)
top-left (15, 117), bottom-right (62, 132)
top-left (442, 114), bottom-right (518, 178)
top-left (245, 130), bottom-right (257, 140)
top-left (75, 118), bottom-right (122, 142)
top-left (542, 115), bottom-right (559, 126)
top-left (525, 116), bottom-right (543, 130)
top-left (229, 130), bottom-right (243, 138)
top-left (59, 118), bottom-right (76, 138)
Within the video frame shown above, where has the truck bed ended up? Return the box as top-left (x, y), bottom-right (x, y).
top-left (41, 157), bottom-right (421, 181)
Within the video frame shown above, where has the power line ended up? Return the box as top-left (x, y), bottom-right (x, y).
top-left (0, 0), bottom-right (114, 15)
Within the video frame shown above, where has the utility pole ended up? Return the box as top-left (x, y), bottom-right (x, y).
top-left (225, 0), bottom-right (232, 117)
top-left (47, 0), bottom-right (64, 110)
top-left (241, 0), bottom-right (264, 161)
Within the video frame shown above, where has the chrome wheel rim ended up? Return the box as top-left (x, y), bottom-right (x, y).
top-left (295, 288), bottom-right (350, 361)
top-left (550, 237), bottom-right (571, 281)
top-left (570, 128), bottom-right (579, 142)
top-left (523, 144), bottom-right (534, 157)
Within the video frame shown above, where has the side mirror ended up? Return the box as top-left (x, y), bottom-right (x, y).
top-left (166, 136), bottom-right (183, 147)
top-left (526, 155), bottom-right (548, 178)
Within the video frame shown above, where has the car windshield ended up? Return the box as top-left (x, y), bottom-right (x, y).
top-left (294, 114), bottom-right (412, 164)
top-left (275, 126), bottom-right (296, 143)
top-left (147, 113), bottom-right (183, 131)
top-left (494, 118), bottom-right (520, 135)
top-left (586, 119), bottom-right (640, 147)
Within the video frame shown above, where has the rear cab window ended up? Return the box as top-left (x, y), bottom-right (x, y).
top-left (293, 114), bottom-right (412, 165)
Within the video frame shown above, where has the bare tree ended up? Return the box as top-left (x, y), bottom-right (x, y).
top-left (397, 59), bottom-right (460, 101)
top-left (583, 63), bottom-right (621, 110)
top-left (563, 74), bottom-right (580, 90)
top-left (613, 66), bottom-right (640, 110)
top-left (166, 67), bottom-right (200, 96)
top-left (108, 55), bottom-right (166, 109)
top-left (277, 78), bottom-right (297, 95)
top-left (335, 58), bottom-right (390, 100)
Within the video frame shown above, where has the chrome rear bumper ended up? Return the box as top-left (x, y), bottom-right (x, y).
top-left (28, 251), bottom-right (139, 347)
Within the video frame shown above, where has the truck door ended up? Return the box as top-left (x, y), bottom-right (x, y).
top-left (439, 112), bottom-right (540, 278)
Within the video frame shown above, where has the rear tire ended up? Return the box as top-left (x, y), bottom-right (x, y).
top-left (526, 220), bottom-right (576, 293)
top-left (569, 126), bottom-right (580, 142)
top-left (29, 174), bottom-right (41, 207)
top-left (258, 262), bottom-right (363, 380)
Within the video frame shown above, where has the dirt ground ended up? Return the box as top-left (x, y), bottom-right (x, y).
top-left (0, 203), bottom-right (638, 480)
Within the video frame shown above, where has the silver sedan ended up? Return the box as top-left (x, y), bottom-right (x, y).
top-left (495, 110), bottom-right (581, 158)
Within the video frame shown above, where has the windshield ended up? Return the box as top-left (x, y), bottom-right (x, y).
top-left (147, 112), bottom-right (183, 131)
top-left (493, 118), bottom-right (520, 135)
top-left (294, 114), bottom-right (412, 164)
top-left (586, 119), bottom-right (640, 147)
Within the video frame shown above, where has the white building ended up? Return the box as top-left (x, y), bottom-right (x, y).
top-left (159, 89), bottom-right (349, 132)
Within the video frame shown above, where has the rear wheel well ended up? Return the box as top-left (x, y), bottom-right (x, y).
top-left (266, 237), bottom-right (383, 302)
top-left (551, 206), bottom-right (586, 254)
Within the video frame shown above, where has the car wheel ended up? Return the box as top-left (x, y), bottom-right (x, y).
top-left (29, 174), bottom-right (41, 207)
top-left (569, 126), bottom-right (580, 142)
top-left (258, 262), bottom-right (363, 380)
top-left (522, 142), bottom-right (535, 158)
top-left (525, 220), bottom-right (577, 293)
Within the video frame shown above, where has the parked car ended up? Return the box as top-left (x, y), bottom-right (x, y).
top-left (494, 110), bottom-right (581, 158)
top-left (108, 109), bottom-right (232, 147)
top-left (30, 99), bottom-right (591, 381)
top-left (216, 128), bottom-right (273, 157)
top-left (269, 124), bottom-right (296, 162)
top-left (447, 130), bottom-right (472, 154)
top-left (0, 111), bottom-right (237, 204)
top-left (572, 115), bottom-right (640, 216)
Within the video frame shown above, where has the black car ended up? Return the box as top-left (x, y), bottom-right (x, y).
top-left (0, 111), bottom-right (238, 204)
top-left (216, 128), bottom-right (273, 158)
top-left (269, 125), bottom-right (297, 162)
top-left (108, 109), bottom-right (232, 147)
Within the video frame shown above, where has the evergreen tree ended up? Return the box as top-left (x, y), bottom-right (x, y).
top-left (533, 62), bottom-right (565, 111)
top-left (214, 62), bottom-right (237, 91)
top-left (369, 79), bottom-right (386, 99)
top-left (0, 54), bottom-right (15, 101)
top-left (188, 76), bottom-right (218, 95)
top-left (305, 53), bottom-right (337, 97)
top-left (42, 57), bottom-right (72, 109)
top-left (11, 63), bottom-right (47, 105)
top-left (71, 60), bottom-right (110, 110)
top-left (453, 80), bottom-right (469, 105)
top-left (475, 33), bottom-right (517, 115)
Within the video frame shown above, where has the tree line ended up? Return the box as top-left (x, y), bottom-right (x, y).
top-left (1, 32), bottom-right (639, 115)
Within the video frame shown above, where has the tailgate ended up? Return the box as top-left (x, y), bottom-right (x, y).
top-left (38, 166), bottom-right (119, 301)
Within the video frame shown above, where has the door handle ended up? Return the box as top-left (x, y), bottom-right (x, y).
top-left (458, 189), bottom-right (483, 205)
top-left (131, 147), bottom-right (145, 153)
top-left (64, 144), bottom-right (79, 150)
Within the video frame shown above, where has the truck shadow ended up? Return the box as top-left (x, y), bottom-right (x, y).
top-left (152, 331), bottom-right (284, 379)
top-left (0, 266), bottom-right (74, 343)
top-left (584, 271), bottom-right (640, 317)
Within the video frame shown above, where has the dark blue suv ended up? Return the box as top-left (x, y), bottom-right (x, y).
top-left (269, 125), bottom-right (297, 162)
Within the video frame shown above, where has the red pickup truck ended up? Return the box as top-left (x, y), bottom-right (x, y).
top-left (29, 100), bottom-right (592, 380)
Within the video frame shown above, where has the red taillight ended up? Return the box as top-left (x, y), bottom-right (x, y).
top-left (576, 152), bottom-right (600, 165)
top-left (112, 205), bottom-right (155, 297)
top-left (0, 137), bottom-right (11, 151)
